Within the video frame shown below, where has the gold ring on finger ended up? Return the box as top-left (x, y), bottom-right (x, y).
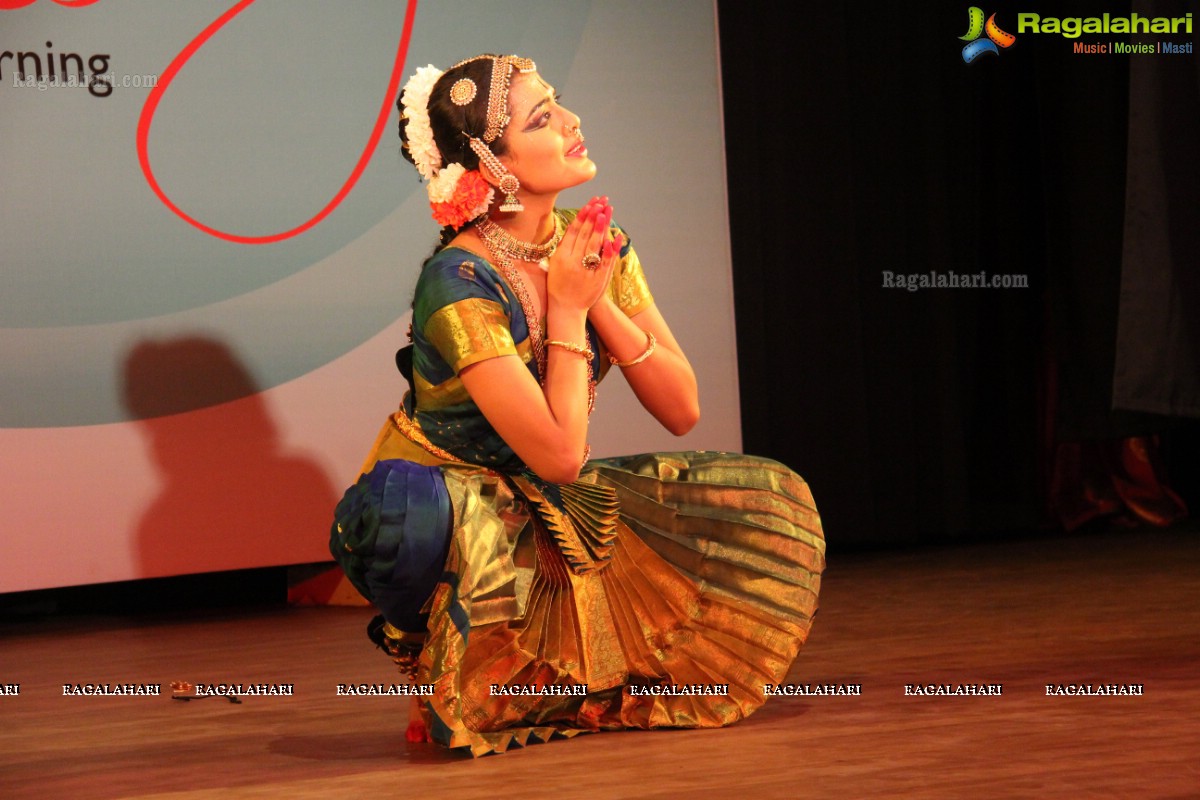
top-left (582, 253), bottom-right (602, 270)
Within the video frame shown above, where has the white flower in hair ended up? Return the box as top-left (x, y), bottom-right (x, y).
top-left (426, 162), bottom-right (495, 228)
top-left (427, 163), bottom-right (465, 202)
top-left (400, 64), bottom-right (444, 181)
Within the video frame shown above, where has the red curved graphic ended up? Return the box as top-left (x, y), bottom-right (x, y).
top-left (137, 0), bottom-right (418, 245)
top-left (0, 0), bottom-right (99, 8)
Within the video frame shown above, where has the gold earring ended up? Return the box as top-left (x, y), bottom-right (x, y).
top-left (469, 137), bottom-right (523, 212)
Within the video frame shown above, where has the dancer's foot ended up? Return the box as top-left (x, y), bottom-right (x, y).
top-left (406, 695), bottom-right (430, 742)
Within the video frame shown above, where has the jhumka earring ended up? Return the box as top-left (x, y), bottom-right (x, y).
top-left (469, 138), bottom-right (522, 213)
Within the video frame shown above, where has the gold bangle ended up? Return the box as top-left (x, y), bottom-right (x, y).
top-left (545, 340), bottom-right (595, 361)
top-left (608, 331), bottom-right (656, 367)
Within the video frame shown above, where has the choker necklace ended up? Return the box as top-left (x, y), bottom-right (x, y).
top-left (475, 216), bottom-right (564, 263)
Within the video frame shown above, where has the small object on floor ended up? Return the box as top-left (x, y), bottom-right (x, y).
top-left (406, 720), bottom-right (430, 743)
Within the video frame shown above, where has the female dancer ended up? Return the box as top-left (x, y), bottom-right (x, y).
top-left (331, 54), bottom-right (825, 756)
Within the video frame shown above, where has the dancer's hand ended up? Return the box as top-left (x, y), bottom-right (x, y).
top-left (547, 196), bottom-right (620, 313)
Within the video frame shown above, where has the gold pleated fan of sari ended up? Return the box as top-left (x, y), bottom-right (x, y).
top-left (416, 451), bottom-right (825, 756)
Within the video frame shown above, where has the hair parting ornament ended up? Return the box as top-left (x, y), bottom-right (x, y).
top-left (400, 55), bottom-right (536, 228)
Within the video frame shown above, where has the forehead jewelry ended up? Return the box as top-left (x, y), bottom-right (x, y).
top-left (450, 55), bottom-right (535, 213)
top-left (449, 54), bottom-right (535, 143)
top-left (483, 55), bottom-right (535, 143)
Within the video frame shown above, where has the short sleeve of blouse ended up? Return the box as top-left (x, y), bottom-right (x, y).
top-left (611, 227), bottom-right (654, 317)
top-left (413, 252), bottom-right (517, 374)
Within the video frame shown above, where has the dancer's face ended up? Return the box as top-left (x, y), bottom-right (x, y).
top-left (497, 71), bottom-right (596, 197)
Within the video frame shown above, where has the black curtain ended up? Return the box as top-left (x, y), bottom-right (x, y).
top-left (1113, 0), bottom-right (1200, 418)
top-left (718, 1), bottom-right (1200, 547)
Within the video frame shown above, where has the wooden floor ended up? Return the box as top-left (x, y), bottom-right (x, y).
top-left (2, 527), bottom-right (1197, 799)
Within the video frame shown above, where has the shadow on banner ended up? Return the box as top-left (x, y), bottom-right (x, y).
top-left (122, 336), bottom-right (342, 592)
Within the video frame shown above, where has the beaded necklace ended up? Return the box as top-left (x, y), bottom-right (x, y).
top-left (475, 215), bottom-right (563, 379)
top-left (476, 216), bottom-right (564, 262)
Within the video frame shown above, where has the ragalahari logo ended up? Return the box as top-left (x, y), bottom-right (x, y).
top-left (960, 7), bottom-right (1016, 62)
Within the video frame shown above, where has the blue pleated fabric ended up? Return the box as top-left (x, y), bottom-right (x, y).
top-left (330, 459), bottom-right (453, 632)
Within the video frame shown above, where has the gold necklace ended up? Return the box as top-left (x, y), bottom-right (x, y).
top-left (476, 216), bottom-right (565, 263)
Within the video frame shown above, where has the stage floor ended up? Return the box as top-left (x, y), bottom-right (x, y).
top-left (2, 527), bottom-right (1197, 799)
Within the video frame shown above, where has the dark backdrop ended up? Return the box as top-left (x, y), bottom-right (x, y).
top-left (717, 1), bottom-right (1200, 548)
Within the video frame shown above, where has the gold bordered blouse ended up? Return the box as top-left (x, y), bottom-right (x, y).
top-left (405, 210), bottom-right (653, 471)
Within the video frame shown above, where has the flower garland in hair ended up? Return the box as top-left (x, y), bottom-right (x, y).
top-left (401, 65), bottom-right (495, 230)
top-left (400, 65), bottom-right (444, 181)
top-left (427, 163), bottom-right (494, 228)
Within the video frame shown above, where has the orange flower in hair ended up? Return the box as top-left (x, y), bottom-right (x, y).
top-left (430, 167), bottom-right (494, 229)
